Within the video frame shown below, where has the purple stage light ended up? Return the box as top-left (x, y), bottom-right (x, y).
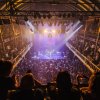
top-left (32, 21), bottom-right (82, 59)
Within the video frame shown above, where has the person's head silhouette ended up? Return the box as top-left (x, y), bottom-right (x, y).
top-left (88, 71), bottom-right (100, 96)
top-left (0, 60), bottom-right (13, 76)
top-left (56, 71), bottom-right (72, 91)
top-left (20, 73), bottom-right (34, 89)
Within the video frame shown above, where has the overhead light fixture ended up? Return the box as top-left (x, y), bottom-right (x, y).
top-left (0, 19), bottom-right (3, 25)
top-left (16, 19), bottom-right (19, 24)
top-left (24, 16), bottom-right (28, 21)
top-left (72, 13), bottom-right (76, 17)
top-left (33, 14), bottom-right (37, 19)
top-left (58, 14), bottom-right (62, 18)
top-left (44, 29), bottom-right (48, 33)
top-left (52, 29), bottom-right (56, 34)
top-left (63, 13), bottom-right (66, 18)
top-left (47, 13), bottom-right (52, 19)
top-left (49, 0), bottom-right (59, 5)
top-left (37, 12), bottom-right (41, 19)
top-left (42, 14), bottom-right (46, 19)
top-left (67, 13), bottom-right (71, 18)
top-left (79, 15), bottom-right (83, 21)
top-left (8, 0), bottom-right (16, 16)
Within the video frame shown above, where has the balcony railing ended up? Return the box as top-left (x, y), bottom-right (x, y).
top-left (66, 43), bottom-right (100, 73)
top-left (12, 43), bottom-right (32, 69)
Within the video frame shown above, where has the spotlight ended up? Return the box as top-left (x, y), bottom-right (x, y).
top-left (41, 21), bottom-right (44, 26)
top-left (8, 0), bottom-right (16, 16)
top-left (58, 21), bottom-right (61, 26)
top-left (63, 13), bottom-right (66, 18)
top-left (25, 20), bottom-right (34, 32)
top-left (0, 19), bottom-right (3, 25)
top-left (34, 12), bottom-right (41, 19)
top-left (47, 13), bottom-right (52, 19)
top-left (58, 14), bottom-right (62, 18)
top-left (67, 13), bottom-right (71, 18)
top-left (49, 22), bottom-right (52, 26)
top-left (33, 14), bottom-right (37, 19)
top-left (43, 14), bottom-right (46, 19)
top-left (16, 19), bottom-right (19, 24)
top-left (55, 21), bottom-right (83, 50)
top-left (79, 15), bottom-right (83, 21)
top-left (72, 13), bottom-right (76, 17)
top-left (50, 0), bottom-right (59, 5)
top-left (44, 29), bottom-right (48, 33)
top-left (52, 29), bottom-right (56, 34)
top-left (54, 20), bottom-right (57, 26)
top-left (37, 12), bottom-right (41, 19)
top-left (9, 7), bottom-right (15, 16)
top-left (24, 16), bottom-right (28, 21)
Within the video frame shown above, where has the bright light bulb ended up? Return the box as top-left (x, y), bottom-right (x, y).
top-left (52, 29), bottom-right (56, 33)
top-left (44, 29), bottom-right (48, 33)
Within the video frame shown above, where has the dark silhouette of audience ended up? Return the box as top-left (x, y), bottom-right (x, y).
top-left (0, 60), bottom-right (15, 100)
top-left (81, 71), bottom-right (100, 100)
top-left (34, 88), bottom-right (44, 100)
top-left (56, 71), bottom-right (81, 100)
top-left (10, 73), bottom-right (35, 100)
top-left (0, 60), bottom-right (99, 100)
top-left (26, 69), bottom-right (42, 88)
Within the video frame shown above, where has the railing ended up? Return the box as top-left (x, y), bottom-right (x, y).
top-left (66, 43), bottom-right (100, 73)
top-left (12, 43), bottom-right (32, 69)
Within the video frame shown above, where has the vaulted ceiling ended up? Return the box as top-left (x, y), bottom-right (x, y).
top-left (0, 0), bottom-right (100, 16)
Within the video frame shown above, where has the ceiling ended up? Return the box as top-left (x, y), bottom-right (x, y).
top-left (0, 0), bottom-right (100, 16)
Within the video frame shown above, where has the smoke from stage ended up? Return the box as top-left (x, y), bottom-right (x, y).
top-left (30, 21), bottom-right (82, 59)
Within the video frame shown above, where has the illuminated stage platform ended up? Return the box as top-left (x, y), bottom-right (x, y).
top-left (32, 50), bottom-right (66, 60)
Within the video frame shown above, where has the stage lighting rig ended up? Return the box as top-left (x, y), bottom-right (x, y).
top-left (33, 14), bottom-right (37, 19)
top-left (49, 0), bottom-right (59, 5)
top-left (24, 16), bottom-right (28, 21)
top-left (8, 0), bottom-right (16, 16)
top-left (36, 12), bottom-right (41, 19)
top-left (67, 13), bottom-right (71, 18)
top-left (63, 13), bottom-right (66, 18)
top-left (47, 13), bottom-right (52, 19)
top-left (44, 29), bottom-right (48, 33)
top-left (52, 29), bottom-right (56, 34)
top-left (0, 19), bottom-right (3, 25)
top-left (42, 14), bottom-right (46, 19)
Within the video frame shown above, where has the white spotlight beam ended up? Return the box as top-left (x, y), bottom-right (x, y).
top-left (26, 20), bottom-right (34, 32)
top-left (65, 22), bottom-right (73, 31)
top-left (55, 21), bottom-right (83, 50)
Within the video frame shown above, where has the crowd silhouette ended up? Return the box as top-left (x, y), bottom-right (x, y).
top-left (0, 60), bottom-right (100, 100)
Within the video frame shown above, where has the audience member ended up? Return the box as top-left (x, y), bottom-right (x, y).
top-left (34, 88), bottom-right (44, 100)
top-left (56, 71), bottom-right (81, 100)
top-left (81, 71), bottom-right (100, 100)
top-left (10, 73), bottom-right (35, 100)
top-left (0, 60), bottom-right (15, 100)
